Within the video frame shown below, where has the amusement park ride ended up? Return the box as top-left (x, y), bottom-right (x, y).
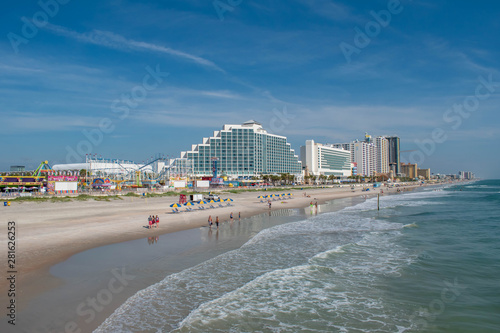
top-left (1, 154), bottom-right (195, 192)
top-left (0, 161), bottom-right (51, 190)
top-left (82, 154), bottom-right (192, 189)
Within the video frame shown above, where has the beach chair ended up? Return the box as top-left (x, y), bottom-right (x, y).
top-left (218, 204), bottom-right (224, 208)
top-left (171, 209), bottom-right (177, 214)
top-left (198, 206), bottom-right (204, 210)
top-left (210, 205), bottom-right (216, 209)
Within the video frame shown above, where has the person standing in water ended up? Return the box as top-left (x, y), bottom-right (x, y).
top-left (215, 216), bottom-right (220, 229)
top-left (148, 215), bottom-right (152, 229)
top-left (208, 215), bottom-right (213, 228)
top-left (155, 215), bottom-right (159, 228)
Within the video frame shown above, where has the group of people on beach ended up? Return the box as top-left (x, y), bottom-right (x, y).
top-left (148, 215), bottom-right (159, 229)
top-left (208, 212), bottom-right (240, 229)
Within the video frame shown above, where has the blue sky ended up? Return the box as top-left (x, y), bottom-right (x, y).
top-left (1, 0), bottom-right (499, 178)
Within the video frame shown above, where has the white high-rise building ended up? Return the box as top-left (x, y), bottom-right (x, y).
top-left (331, 140), bottom-right (376, 176)
top-left (375, 136), bottom-right (389, 174)
top-left (300, 140), bottom-right (352, 178)
top-left (180, 120), bottom-right (302, 178)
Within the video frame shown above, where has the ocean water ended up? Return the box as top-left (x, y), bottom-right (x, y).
top-left (95, 180), bottom-right (500, 333)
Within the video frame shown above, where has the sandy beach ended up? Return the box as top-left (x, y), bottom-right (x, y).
top-left (0, 183), bottom-right (425, 332)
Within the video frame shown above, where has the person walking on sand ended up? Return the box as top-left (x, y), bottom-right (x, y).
top-left (148, 215), bottom-right (152, 229)
top-left (239, 212), bottom-right (241, 220)
top-left (215, 216), bottom-right (220, 229)
top-left (208, 215), bottom-right (213, 228)
top-left (230, 212), bottom-right (233, 222)
top-left (155, 215), bottom-right (159, 228)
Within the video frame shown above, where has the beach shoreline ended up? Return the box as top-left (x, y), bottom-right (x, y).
top-left (0, 183), bottom-right (443, 331)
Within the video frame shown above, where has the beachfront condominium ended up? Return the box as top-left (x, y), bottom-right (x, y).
top-left (458, 171), bottom-right (474, 180)
top-left (401, 163), bottom-right (418, 179)
top-left (375, 136), bottom-right (390, 174)
top-left (417, 168), bottom-right (431, 180)
top-left (180, 120), bottom-right (302, 178)
top-left (331, 140), bottom-right (377, 177)
top-left (300, 140), bottom-right (352, 178)
top-left (386, 136), bottom-right (401, 175)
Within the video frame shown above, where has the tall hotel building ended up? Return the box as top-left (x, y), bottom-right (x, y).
top-left (180, 120), bottom-right (302, 178)
top-left (386, 136), bottom-right (401, 175)
top-left (331, 140), bottom-right (376, 177)
top-left (300, 140), bottom-right (352, 178)
top-left (375, 136), bottom-right (389, 174)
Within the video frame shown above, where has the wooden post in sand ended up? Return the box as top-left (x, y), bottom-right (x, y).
top-left (377, 193), bottom-right (380, 211)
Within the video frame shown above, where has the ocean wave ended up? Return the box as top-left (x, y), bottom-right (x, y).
top-left (175, 231), bottom-right (415, 333)
top-left (95, 211), bottom-right (404, 332)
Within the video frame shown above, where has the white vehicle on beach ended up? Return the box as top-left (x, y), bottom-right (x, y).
top-left (205, 193), bottom-right (220, 201)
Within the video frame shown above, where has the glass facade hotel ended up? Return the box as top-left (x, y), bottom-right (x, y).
top-left (180, 121), bottom-right (302, 177)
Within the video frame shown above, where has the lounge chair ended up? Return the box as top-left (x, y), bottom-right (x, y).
top-left (218, 204), bottom-right (224, 208)
top-left (210, 205), bottom-right (216, 209)
top-left (171, 209), bottom-right (178, 214)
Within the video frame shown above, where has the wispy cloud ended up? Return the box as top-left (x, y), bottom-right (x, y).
top-left (1, 112), bottom-right (101, 132)
top-left (43, 23), bottom-right (225, 73)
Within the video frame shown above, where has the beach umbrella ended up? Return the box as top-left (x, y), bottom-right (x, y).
top-left (170, 203), bottom-right (182, 207)
top-left (198, 200), bottom-right (208, 204)
top-left (257, 195), bottom-right (264, 199)
top-left (225, 198), bottom-right (233, 202)
top-left (209, 199), bottom-right (216, 203)
top-left (184, 202), bottom-right (195, 206)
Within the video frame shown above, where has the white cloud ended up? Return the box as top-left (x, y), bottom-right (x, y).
top-left (43, 23), bottom-right (225, 73)
top-left (1, 112), bottom-right (101, 132)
